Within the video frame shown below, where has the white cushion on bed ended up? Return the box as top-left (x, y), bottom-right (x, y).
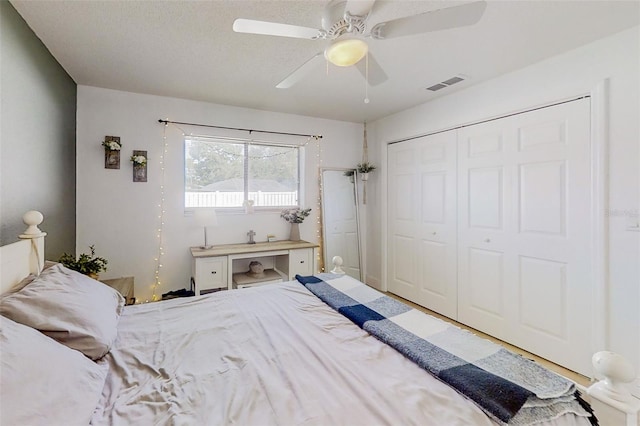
top-left (0, 315), bottom-right (108, 425)
top-left (0, 263), bottom-right (124, 360)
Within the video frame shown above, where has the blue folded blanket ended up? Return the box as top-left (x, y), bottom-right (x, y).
top-left (296, 273), bottom-right (597, 426)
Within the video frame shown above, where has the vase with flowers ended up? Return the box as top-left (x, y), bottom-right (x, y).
top-left (281, 207), bottom-right (311, 241)
top-left (130, 152), bottom-right (147, 182)
top-left (130, 154), bottom-right (147, 166)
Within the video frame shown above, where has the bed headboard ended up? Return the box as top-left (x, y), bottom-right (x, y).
top-left (0, 211), bottom-right (46, 295)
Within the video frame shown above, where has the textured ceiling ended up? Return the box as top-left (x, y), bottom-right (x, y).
top-left (10, 0), bottom-right (640, 123)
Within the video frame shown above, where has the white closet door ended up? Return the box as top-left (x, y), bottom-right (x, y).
top-left (388, 131), bottom-right (458, 318)
top-left (457, 98), bottom-right (592, 375)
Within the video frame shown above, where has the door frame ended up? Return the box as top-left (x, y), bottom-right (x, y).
top-left (381, 80), bottom-right (609, 359)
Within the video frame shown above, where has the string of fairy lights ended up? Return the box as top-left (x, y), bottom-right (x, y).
top-left (149, 121), bottom-right (322, 300)
top-left (315, 136), bottom-right (324, 272)
top-left (151, 123), bottom-right (169, 301)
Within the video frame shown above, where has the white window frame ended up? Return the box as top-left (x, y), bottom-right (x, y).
top-left (184, 136), bottom-right (305, 212)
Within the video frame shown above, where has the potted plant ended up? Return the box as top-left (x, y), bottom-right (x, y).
top-left (281, 207), bottom-right (311, 241)
top-left (356, 162), bottom-right (376, 181)
top-left (58, 245), bottom-right (108, 279)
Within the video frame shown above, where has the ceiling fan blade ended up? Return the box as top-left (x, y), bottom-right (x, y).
top-left (233, 19), bottom-right (322, 40)
top-left (355, 53), bottom-right (387, 86)
top-left (370, 1), bottom-right (487, 40)
top-left (345, 0), bottom-right (376, 18)
top-left (276, 53), bottom-right (325, 89)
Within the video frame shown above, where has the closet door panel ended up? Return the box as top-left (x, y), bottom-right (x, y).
top-left (509, 99), bottom-right (592, 375)
top-left (518, 256), bottom-right (567, 340)
top-left (418, 240), bottom-right (447, 297)
top-left (467, 247), bottom-right (504, 317)
top-left (519, 161), bottom-right (566, 235)
top-left (388, 144), bottom-right (419, 301)
top-left (390, 235), bottom-right (416, 297)
top-left (388, 131), bottom-right (457, 318)
top-left (468, 167), bottom-right (504, 230)
top-left (416, 132), bottom-right (457, 319)
top-left (457, 98), bottom-right (593, 376)
top-left (421, 172), bottom-right (446, 224)
top-left (457, 120), bottom-right (513, 340)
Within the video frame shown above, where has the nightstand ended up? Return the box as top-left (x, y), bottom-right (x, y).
top-left (101, 276), bottom-right (135, 305)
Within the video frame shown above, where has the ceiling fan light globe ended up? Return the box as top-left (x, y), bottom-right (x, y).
top-left (325, 38), bottom-right (368, 67)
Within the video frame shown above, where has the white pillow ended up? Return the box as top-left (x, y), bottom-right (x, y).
top-left (3, 260), bottom-right (59, 295)
top-left (0, 315), bottom-right (108, 425)
top-left (0, 263), bottom-right (124, 360)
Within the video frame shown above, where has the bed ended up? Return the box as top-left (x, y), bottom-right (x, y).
top-left (1, 211), bottom-right (637, 425)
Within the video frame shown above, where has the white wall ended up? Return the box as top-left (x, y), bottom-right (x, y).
top-left (76, 86), bottom-right (363, 301)
top-left (367, 27), bottom-right (640, 369)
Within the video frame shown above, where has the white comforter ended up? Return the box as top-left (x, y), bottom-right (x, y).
top-left (91, 282), bottom-right (589, 426)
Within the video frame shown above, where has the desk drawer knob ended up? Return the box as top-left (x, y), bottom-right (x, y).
top-left (211, 271), bottom-right (217, 274)
top-left (300, 260), bottom-right (304, 263)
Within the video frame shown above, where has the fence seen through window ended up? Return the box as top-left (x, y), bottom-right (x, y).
top-left (185, 137), bottom-right (300, 208)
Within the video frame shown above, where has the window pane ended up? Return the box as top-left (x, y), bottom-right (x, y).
top-left (185, 138), bottom-right (300, 208)
top-left (185, 139), bottom-right (245, 208)
top-left (248, 144), bottom-right (298, 207)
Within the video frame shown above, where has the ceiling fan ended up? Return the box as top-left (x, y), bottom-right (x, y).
top-left (233, 0), bottom-right (487, 89)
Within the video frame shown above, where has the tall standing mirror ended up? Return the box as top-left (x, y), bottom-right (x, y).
top-left (321, 168), bottom-right (362, 280)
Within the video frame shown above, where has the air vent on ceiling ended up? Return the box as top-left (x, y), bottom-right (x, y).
top-left (426, 75), bottom-right (467, 92)
top-left (426, 83), bottom-right (448, 92)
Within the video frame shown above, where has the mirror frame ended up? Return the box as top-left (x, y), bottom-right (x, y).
top-left (320, 167), bottom-right (363, 281)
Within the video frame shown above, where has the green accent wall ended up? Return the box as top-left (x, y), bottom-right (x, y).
top-left (0, 1), bottom-right (77, 259)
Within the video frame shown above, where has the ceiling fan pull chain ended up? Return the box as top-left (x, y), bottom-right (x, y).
top-left (364, 52), bottom-right (370, 104)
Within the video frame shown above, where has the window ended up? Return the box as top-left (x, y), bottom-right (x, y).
top-left (185, 137), bottom-right (301, 209)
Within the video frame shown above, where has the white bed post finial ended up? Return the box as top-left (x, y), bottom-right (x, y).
top-left (587, 351), bottom-right (640, 425)
top-left (16, 211), bottom-right (47, 277)
top-left (19, 210), bottom-right (46, 239)
top-left (331, 256), bottom-right (345, 274)
top-left (590, 351), bottom-right (636, 402)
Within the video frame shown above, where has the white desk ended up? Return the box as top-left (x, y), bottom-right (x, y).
top-left (190, 240), bottom-right (319, 294)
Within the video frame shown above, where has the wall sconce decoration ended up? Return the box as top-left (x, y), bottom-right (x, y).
top-left (130, 150), bottom-right (148, 182)
top-left (102, 136), bottom-right (121, 169)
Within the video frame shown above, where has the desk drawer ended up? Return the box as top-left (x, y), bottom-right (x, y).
top-left (195, 257), bottom-right (227, 293)
top-left (289, 248), bottom-right (313, 277)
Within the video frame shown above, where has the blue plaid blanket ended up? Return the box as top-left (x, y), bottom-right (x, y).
top-left (296, 273), bottom-right (597, 426)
